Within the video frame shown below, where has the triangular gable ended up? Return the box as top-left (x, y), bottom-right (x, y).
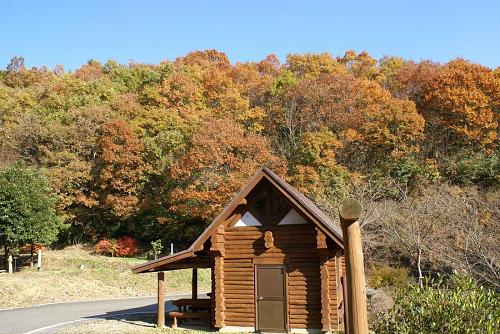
top-left (190, 167), bottom-right (343, 251)
top-left (132, 167), bottom-right (343, 273)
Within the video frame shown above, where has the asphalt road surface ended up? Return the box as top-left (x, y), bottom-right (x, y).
top-left (0, 295), bottom-right (191, 334)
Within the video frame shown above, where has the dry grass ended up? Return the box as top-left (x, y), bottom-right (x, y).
top-left (0, 245), bottom-right (210, 309)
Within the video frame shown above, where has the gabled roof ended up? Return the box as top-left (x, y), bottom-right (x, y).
top-left (132, 167), bottom-right (343, 274)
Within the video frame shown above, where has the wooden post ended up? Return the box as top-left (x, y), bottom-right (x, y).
top-left (339, 198), bottom-right (368, 334)
top-left (157, 272), bottom-right (165, 328)
top-left (8, 255), bottom-right (13, 274)
top-left (192, 268), bottom-right (198, 299)
top-left (37, 249), bottom-right (42, 271)
top-left (192, 268), bottom-right (198, 312)
top-left (30, 244), bottom-right (34, 268)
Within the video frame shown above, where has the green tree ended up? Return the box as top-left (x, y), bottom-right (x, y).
top-left (0, 162), bottom-right (63, 268)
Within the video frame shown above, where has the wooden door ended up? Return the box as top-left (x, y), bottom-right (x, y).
top-left (256, 265), bottom-right (287, 332)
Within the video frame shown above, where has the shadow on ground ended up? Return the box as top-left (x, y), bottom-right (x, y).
top-left (83, 302), bottom-right (214, 331)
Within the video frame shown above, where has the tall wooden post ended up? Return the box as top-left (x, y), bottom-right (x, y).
top-left (340, 198), bottom-right (368, 334)
top-left (157, 272), bottom-right (165, 328)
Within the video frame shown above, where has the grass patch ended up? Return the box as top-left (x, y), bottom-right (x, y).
top-left (57, 319), bottom-right (209, 334)
top-left (55, 314), bottom-right (247, 334)
top-left (0, 245), bottom-right (210, 309)
top-left (56, 314), bottom-right (212, 334)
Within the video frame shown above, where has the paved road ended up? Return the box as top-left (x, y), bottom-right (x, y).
top-left (0, 295), bottom-right (191, 334)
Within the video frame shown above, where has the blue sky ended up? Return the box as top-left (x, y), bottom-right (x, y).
top-left (1, 0), bottom-right (499, 70)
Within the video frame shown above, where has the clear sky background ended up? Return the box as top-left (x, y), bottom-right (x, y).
top-left (1, 0), bottom-right (499, 70)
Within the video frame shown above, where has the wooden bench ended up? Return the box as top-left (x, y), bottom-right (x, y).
top-left (168, 311), bottom-right (210, 329)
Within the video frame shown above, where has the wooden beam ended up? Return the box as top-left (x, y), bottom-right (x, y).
top-left (339, 199), bottom-right (368, 334)
top-left (157, 272), bottom-right (165, 328)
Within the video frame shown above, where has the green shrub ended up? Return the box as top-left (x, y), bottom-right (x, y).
top-left (368, 264), bottom-right (410, 288)
top-left (388, 157), bottom-right (441, 186)
top-left (444, 153), bottom-right (499, 187)
top-left (375, 273), bottom-right (500, 334)
top-left (146, 239), bottom-right (163, 260)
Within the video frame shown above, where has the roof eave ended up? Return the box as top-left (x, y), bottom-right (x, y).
top-left (131, 249), bottom-right (195, 274)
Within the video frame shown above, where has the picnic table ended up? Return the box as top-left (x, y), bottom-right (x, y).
top-left (170, 298), bottom-right (212, 328)
top-left (172, 298), bottom-right (211, 312)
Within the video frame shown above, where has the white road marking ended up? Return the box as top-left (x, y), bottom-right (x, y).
top-left (24, 311), bottom-right (157, 334)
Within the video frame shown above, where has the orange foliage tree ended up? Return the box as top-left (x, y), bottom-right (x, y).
top-left (268, 71), bottom-right (424, 168)
top-left (424, 59), bottom-right (499, 148)
top-left (94, 119), bottom-right (147, 220)
top-left (168, 117), bottom-right (285, 220)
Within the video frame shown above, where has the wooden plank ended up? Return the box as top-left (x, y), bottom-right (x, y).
top-left (289, 323), bottom-right (322, 328)
top-left (291, 314), bottom-right (322, 320)
top-left (224, 271), bottom-right (254, 277)
top-left (225, 313), bottom-right (254, 319)
top-left (224, 307), bottom-right (254, 314)
top-left (224, 285), bottom-right (254, 290)
top-left (224, 320), bottom-right (255, 326)
top-left (225, 258), bottom-right (253, 263)
top-left (289, 309), bottom-right (322, 315)
top-left (224, 267), bottom-right (253, 272)
top-left (225, 298), bottom-right (255, 303)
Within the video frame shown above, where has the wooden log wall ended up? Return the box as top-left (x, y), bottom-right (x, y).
top-left (214, 256), bottom-right (225, 328)
top-left (223, 258), bottom-right (255, 327)
top-left (288, 257), bottom-right (322, 329)
top-left (328, 255), bottom-right (341, 329)
top-left (220, 224), bottom-right (336, 330)
top-left (327, 251), bottom-right (347, 331)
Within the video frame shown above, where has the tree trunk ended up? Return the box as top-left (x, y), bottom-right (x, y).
top-left (417, 248), bottom-right (424, 288)
top-left (3, 244), bottom-right (10, 271)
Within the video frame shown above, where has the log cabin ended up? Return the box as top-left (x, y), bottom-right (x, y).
top-left (132, 167), bottom-right (346, 333)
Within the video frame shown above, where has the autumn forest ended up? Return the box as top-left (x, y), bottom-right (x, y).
top-left (0, 50), bottom-right (498, 288)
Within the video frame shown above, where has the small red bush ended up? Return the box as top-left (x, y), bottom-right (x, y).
top-left (95, 239), bottom-right (116, 256)
top-left (20, 244), bottom-right (46, 253)
top-left (33, 244), bottom-right (46, 252)
top-left (115, 236), bottom-right (138, 257)
top-left (95, 237), bottom-right (137, 257)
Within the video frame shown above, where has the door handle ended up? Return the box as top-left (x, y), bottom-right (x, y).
top-left (258, 297), bottom-right (263, 300)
